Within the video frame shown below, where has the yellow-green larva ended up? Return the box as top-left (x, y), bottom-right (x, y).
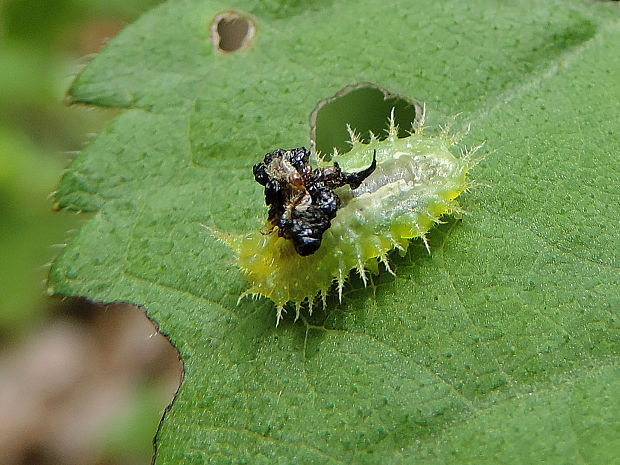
top-left (216, 109), bottom-right (482, 323)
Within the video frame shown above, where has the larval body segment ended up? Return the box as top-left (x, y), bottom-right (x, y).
top-left (227, 116), bottom-right (480, 322)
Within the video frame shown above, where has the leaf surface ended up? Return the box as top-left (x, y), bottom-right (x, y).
top-left (50, 0), bottom-right (620, 463)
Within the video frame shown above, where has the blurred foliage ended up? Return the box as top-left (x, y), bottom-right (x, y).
top-left (0, 129), bottom-right (75, 333)
top-left (0, 0), bottom-right (161, 335)
top-left (102, 380), bottom-right (173, 462)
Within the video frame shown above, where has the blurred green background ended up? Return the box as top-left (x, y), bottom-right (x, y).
top-left (0, 1), bottom-right (181, 464)
top-left (0, 0), bottom-right (162, 335)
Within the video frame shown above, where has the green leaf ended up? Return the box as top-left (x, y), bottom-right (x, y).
top-left (50, 0), bottom-right (619, 463)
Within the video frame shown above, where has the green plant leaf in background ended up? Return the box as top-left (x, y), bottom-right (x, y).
top-left (49, 0), bottom-right (619, 463)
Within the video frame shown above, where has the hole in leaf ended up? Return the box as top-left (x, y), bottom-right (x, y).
top-left (210, 12), bottom-right (255, 53)
top-left (311, 83), bottom-right (422, 156)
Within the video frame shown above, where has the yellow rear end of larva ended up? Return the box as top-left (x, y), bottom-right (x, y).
top-left (224, 111), bottom-right (482, 323)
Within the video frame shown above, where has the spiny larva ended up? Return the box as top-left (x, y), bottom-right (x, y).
top-left (213, 108), bottom-right (482, 324)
